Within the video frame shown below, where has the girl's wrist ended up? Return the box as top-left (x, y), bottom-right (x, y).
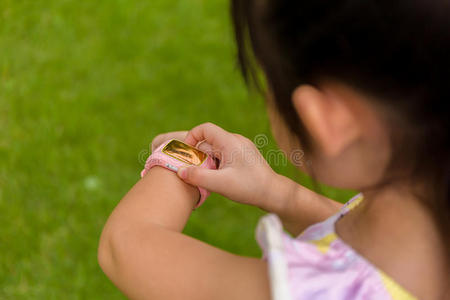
top-left (258, 173), bottom-right (297, 217)
top-left (135, 166), bottom-right (199, 231)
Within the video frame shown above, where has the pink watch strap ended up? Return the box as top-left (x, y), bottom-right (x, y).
top-left (141, 140), bottom-right (217, 209)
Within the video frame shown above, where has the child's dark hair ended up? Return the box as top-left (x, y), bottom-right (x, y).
top-left (231, 0), bottom-right (449, 263)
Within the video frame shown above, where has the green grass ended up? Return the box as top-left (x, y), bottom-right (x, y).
top-left (0, 0), bottom-right (355, 298)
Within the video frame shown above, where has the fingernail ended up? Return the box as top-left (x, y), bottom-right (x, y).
top-left (178, 167), bottom-right (188, 179)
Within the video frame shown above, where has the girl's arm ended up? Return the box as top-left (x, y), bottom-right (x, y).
top-left (98, 166), bottom-right (270, 300)
top-left (260, 173), bottom-right (344, 237)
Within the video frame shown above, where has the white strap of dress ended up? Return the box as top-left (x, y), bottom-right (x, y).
top-left (256, 214), bottom-right (292, 300)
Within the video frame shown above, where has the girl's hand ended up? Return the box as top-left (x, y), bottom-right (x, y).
top-left (174, 123), bottom-right (285, 208)
top-left (151, 124), bottom-right (342, 235)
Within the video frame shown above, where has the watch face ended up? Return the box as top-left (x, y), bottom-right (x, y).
top-left (162, 140), bottom-right (207, 166)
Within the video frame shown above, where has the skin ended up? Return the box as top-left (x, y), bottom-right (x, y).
top-left (98, 82), bottom-right (449, 299)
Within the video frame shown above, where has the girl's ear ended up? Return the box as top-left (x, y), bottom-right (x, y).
top-left (292, 84), bottom-right (361, 157)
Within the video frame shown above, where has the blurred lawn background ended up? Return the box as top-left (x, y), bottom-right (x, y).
top-left (0, 0), bottom-right (355, 298)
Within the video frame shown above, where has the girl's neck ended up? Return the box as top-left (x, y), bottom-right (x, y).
top-left (335, 184), bottom-right (449, 299)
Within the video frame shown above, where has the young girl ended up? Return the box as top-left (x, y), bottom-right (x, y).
top-left (98, 1), bottom-right (450, 299)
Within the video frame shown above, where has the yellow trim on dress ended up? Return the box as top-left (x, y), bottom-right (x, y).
top-left (345, 194), bottom-right (364, 212)
top-left (310, 233), bottom-right (338, 254)
top-left (378, 271), bottom-right (418, 300)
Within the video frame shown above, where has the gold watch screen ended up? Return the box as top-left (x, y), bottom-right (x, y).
top-left (162, 140), bottom-right (207, 166)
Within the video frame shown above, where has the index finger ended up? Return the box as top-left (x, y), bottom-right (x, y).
top-left (184, 123), bottom-right (233, 152)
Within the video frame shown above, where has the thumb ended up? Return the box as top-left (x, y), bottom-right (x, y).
top-left (177, 166), bottom-right (225, 194)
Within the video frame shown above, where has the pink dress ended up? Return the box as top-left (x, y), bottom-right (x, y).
top-left (256, 193), bottom-right (418, 300)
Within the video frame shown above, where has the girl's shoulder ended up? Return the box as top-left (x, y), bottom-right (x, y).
top-left (255, 193), bottom-right (417, 300)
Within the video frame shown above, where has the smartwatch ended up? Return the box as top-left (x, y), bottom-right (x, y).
top-left (141, 139), bottom-right (217, 209)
